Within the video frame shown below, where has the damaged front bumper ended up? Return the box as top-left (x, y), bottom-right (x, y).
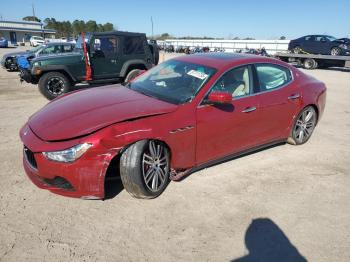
top-left (20, 124), bottom-right (120, 199)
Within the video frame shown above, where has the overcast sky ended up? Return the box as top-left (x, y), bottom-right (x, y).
top-left (1, 0), bottom-right (349, 39)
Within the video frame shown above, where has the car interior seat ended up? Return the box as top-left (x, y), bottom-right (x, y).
top-left (232, 68), bottom-right (249, 97)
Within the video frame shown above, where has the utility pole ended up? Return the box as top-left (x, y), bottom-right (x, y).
top-left (32, 2), bottom-right (36, 18)
top-left (150, 16), bottom-right (154, 40)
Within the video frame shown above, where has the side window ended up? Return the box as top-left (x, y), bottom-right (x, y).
top-left (124, 36), bottom-right (145, 55)
top-left (255, 64), bottom-right (292, 92)
top-left (62, 44), bottom-right (73, 52)
top-left (305, 36), bottom-right (312, 41)
top-left (315, 36), bottom-right (326, 42)
top-left (211, 65), bottom-right (253, 98)
top-left (93, 36), bottom-right (118, 58)
top-left (41, 45), bottom-right (60, 55)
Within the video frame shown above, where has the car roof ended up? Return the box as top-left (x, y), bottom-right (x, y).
top-left (93, 30), bottom-right (146, 37)
top-left (173, 53), bottom-right (282, 69)
top-left (45, 42), bottom-right (74, 46)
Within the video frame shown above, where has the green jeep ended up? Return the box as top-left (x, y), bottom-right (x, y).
top-left (20, 31), bottom-right (159, 100)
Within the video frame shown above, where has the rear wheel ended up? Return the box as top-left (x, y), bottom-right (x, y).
top-left (303, 58), bottom-right (318, 69)
top-left (124, 69), bottom-right (143, 84)
top-left (38, 72), bottom-right (72, 100)
top-left (292, 46), bottom-right (302, 54)
top-left (288, 106), bottom-right (317, 145)
top-left (330, 47), bottom-right (341, 56)
top-left (120, 140), bottom-right (170, 199)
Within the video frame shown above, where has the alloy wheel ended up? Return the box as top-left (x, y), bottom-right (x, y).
top-left (142, 141), bottom-right (169, 192)
top-left (293, 107), bottom-right (317, 144)
top-left (331, 47), bottom-right (341, 56)
top-left (46, 77), bottom-right (65, 95)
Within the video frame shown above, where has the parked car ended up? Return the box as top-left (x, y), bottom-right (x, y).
top-left (0, 37), bottom-right (9, 48)
top-left (20, 53), bottom-right (326, 199)
top-left (288, 35), bottom-right (350, 56)
top-left (20, 31), bottom-right (159, 100)
top-left (1, 42), bottom-right (75, 71)
top-left (30, 36), bottom-right (45, 47)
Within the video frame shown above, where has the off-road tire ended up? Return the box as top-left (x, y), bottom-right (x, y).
top-left (38, 72), bottom-right (72, 100)
top-left (124, 69), bottom-right (142, 84)
top-left (120, 140), bottom-right (170, 199)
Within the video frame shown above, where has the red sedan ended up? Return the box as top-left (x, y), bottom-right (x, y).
top-left (20, 53), bottom-right (326, 199)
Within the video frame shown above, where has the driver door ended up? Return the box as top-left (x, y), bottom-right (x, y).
top-left (196, 65), bottom-right (263, 165)
top-left (90, 35), bottom-right (121, 79)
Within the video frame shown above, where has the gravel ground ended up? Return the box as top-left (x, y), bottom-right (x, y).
top-left (0, 47), bottom-right (349, 262)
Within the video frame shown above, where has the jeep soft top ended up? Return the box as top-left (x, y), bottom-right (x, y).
top-left (20, 31), bottom-right (159, 100)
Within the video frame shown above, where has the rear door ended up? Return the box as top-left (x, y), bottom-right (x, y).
top-left (90, 35), bottom-right (121, 79)
top-left (119, 35), bottom-right (153, 72)
top-left (302, 36), bottom-right (316, 53)
top-left (253, 63), bottom-right (299, 142)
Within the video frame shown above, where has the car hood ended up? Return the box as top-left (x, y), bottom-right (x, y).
top-left (2, 50), bottom-right (31, 59)
top-left (28, 85), bottom-right (178, 141)
top-left (335, 38), bottom-right (350, 44)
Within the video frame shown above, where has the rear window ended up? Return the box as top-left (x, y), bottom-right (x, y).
top-left (124, 36), bottom-right (145, 55)
top-left (255, 64), bottom-right (292, 92)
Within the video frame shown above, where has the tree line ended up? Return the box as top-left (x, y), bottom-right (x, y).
top-left (22, 16), bottom-right (115, 38)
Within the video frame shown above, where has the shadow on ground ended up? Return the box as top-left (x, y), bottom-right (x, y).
top-left (231, 218), bottom-right (307, 262)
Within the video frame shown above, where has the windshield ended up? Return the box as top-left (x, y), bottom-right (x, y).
top-left (31, 45), bottom-right (45, 53)
top-left (75, 33), bottom-right (91, 50)
top-left (34, 36), bottom-right (44, 40)
top-left (128, 60), bottom-right (217, 104)
top-left (325, 36), bottom-right (337, 41)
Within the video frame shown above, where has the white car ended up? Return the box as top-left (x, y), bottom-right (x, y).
top-left (30, 36), bottom-right (45, 47)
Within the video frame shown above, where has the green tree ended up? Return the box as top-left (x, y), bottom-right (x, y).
top-left (23, 16), bottom-right (41, 22)
top-left (279, 36), bottom-right (286, 40)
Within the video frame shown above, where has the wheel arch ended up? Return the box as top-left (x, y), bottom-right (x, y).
top-left (103, 138), bottom-right (173, 197)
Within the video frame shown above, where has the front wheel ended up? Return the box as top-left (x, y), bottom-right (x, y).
top-left (288, 106), bottom-right (317, 145)
top-left (38, 72), bottom-right (72, 100)
top-left (330, 47), bottom-right (341, 56)
top-left (120, 140), bottom-right (170, 199)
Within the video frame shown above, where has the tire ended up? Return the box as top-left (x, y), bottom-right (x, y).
top-left (288, 106), bottom-right (317, 145)
top-left (330, 47), bottom-right (341, 56)
top-left (303, 58), bottom-right (318, 70)
top-left (124, 69), bottom-right (142, 84)
top-left (292, 46), bottom-right (302, 54)
top-left (120, 140), bottom-right (170, 199)
top-left (38, 72), bottom-right (72, 100)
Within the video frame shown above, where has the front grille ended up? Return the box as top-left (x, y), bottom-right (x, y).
top-left (24, 146), bottom-right (37, 169)
top-left (43, 177), bottom-right (74, 191)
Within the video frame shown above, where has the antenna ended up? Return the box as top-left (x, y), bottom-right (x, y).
top-left (151, 16), bottom-right (154, 40)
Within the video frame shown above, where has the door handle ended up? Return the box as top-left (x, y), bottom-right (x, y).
top-left (288, 94), bottom-right (300, 100)
top-left (241, 106), bottom-right (257, 113)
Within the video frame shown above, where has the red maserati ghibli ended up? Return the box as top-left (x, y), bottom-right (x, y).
top-left (20, 53), bottom-right (326, 199)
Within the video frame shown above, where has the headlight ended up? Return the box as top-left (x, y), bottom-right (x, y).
top-left (43, 143), bottom-right (92, 163)
top-left (339, 44), bottom-right (348, 49)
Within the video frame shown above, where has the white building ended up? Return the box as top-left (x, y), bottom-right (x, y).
top-left (0, 20), bottom-right (56, 44)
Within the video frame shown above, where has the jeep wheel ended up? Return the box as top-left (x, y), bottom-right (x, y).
top-left (38, 72), bottom-right (72, 100)
top-left (124, 69), bottom-right (143, 84)
top-left (120, 140), bottom-right (170, 199)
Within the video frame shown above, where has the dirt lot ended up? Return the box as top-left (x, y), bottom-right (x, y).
top-left (0, 47), bottom-right (349, 262)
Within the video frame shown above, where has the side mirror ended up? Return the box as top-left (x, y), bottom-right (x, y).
top-left (320, 38), bottom-right (326, 43)
top-left (207, 91), bottom-right (232, 105)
